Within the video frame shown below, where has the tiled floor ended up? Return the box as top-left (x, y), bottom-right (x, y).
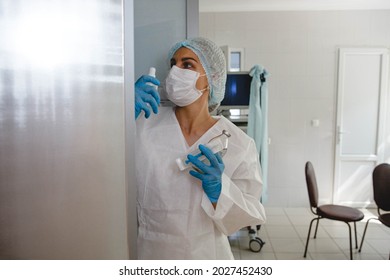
top-left (229, 207), bottom-right (390, 260)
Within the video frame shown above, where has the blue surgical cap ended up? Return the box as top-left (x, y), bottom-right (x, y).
top-left (168, 37), bottom-right (227, 111)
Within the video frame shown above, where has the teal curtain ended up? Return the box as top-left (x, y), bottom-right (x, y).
top-left (247, 65), bottom-right (269, 203)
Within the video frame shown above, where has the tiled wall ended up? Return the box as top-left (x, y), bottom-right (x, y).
top-left (200, 10), bottom-right (390, 207)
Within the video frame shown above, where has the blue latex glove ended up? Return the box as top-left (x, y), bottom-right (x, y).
top-left (135, 75), bottom-right (160, 119)
top-left (187, 144), bottom-right (225, 203)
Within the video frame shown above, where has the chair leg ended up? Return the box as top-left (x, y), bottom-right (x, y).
top-left (353, 222), bottom-right (358, 249)
top-left (346, 222), bottom-right (353, 260)
top-left (304, 217), bottom-right (320, 258)
top-left (313, 218), bottom-right (320, 238)
top-left (358, 218), bottom-right (376, 253)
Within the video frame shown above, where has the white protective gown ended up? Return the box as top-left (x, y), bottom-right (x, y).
top-left (135, 107), bottom-right (266, 259)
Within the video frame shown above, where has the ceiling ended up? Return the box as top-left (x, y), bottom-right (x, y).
top-left (199, 0), bottom-right (390, 12)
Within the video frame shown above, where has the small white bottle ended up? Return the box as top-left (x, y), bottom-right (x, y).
top-left (176, 130), bottom-right (231, 171)
top-left (147, 67), bottom-right (158, 91)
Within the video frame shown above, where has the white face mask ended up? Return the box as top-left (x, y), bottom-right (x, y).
top-left (165, 66), bottom-right (208, 107)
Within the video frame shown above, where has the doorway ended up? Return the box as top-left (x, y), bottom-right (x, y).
top-left (333, 48), bottom-right (389, 207)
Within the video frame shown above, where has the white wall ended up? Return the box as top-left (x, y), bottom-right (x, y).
top-left (134, 0), bottom-right (187, 81)
top-left (200, 10), bottom-right (390, 207)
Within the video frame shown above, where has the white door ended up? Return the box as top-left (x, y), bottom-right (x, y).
top-left (0, 0), bottom-right (134, 259)
top-left (334, 48), bottom-right (389, 207)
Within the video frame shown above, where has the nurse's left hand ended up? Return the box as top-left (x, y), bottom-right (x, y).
top-left (187, 144), bottom-right (225, 204)
top-left (135, 75), bottom-right (160, 119)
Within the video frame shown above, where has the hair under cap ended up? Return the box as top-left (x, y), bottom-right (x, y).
top-left (168, 37), bottom-right (226, 111)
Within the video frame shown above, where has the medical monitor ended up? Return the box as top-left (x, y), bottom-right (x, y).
top-left (219, 72), bottom-right (252, 110)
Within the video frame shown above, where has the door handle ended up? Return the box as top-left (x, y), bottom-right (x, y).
top-left (337, 126), bottom-right (349, 144)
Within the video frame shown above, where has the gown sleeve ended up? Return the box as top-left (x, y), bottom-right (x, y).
top-left (201, 138), bottom-right (266, 235)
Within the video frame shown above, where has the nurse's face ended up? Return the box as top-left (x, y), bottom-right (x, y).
top-left (170, 47), bottom-right (209, 92)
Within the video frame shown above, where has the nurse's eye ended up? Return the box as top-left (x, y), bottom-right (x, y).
top-left (183, 61), bottom-right (193, 69)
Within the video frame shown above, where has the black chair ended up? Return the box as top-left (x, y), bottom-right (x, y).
top-left (303, 161), bottom-right (364, 260)
top-left (358, 163), bottom-right (390, 260)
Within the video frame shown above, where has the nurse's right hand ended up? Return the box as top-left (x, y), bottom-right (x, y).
top-left (135, 75), bottom-right (160, 119)
top-left (187, 144), bottom-right (225, 204)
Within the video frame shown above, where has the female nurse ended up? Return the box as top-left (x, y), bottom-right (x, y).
top-left (134, 37), bottom-right (266, 259)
